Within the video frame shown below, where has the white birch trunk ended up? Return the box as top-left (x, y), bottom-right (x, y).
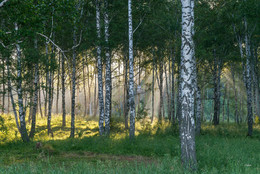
top-left (70, 25), bottom-right (77, 138)
top-left (104, 0), bottom-right (111, 135)
top-left (179, 0), bottom-right (197, 169)
top-left (128, 0), bottom-right (135, 140)
top-left (15, 23), bottom-right (29, 142)
top-left (96, 0), bottom-right (105, 135)
top-left (244, 18), bottom-right (253, 136)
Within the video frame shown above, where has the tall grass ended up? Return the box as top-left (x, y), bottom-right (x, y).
top-left (0, 114), bottom-right (259, 173)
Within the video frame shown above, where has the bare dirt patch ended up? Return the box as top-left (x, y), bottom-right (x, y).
top-left (62, 151), bottom-right (157, 165)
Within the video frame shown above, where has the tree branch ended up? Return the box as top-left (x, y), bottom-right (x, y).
top-left (133, 14), bottom-right (146, 34)
top-left (0, 0), bottom-right (8, 7)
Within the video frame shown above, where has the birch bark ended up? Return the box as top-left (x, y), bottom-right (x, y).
top-left (96, 0), bottom-right (104, 135)
top-left (128, 0), bottom-right (135, 140)
top-left (104, 0), bottom-right (111, 135)
top-left (70, 25), bottom-right (77, 138)
top-left (179, 0), bottom-right (197, 169)
top-left (244, 18), bottom-right (253, 136)
top-left (15, 23), bottom-right (29, 142)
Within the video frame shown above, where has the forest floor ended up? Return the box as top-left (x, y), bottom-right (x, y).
top-left (0, 114), bottom-right (260, 174)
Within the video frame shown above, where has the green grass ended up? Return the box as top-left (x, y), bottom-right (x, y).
top-left (0, 114), bottom-right (260, 173)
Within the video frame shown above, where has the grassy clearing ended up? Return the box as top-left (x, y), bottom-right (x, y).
top-left (0, 114), bottom-right (260, 173)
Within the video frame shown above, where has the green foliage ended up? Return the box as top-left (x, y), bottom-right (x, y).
top-left (0, 115), bottom-right (8, 141)
top-left (255, 116), bottom-right (260, 124)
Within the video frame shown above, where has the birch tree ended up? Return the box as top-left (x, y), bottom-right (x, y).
top-left (244, 17), bottom-right (253, 136)
top-left (128, 0), bottom-right (135, 140)
top-left (104, 0), bottom-right (111, 135)
top-left (96, 0), bottom-right (105, 135)
top-left (15, 23), bottom-right (30, 142)
top-left (29, 38), bottom-right (39, 138)
top-left (70, 24), bottom-right (77, 138)
top-left (179, 0), bottom-right (197, 170)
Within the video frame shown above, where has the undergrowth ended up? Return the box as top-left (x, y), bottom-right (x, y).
top-left (0, 114), bottom-right (259, 173)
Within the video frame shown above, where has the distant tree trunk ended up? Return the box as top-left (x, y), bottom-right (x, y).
top-left (242, 96), bottom-right (245, 122)
top-left (227, 84), bottom-right (230, 123)
top-left (252, 48), bottom-right (259, 120)
top-left (124, 52), bottom-right (129, 129)
top-left (191, 0), bottom-right (201, 135)
top-left (151, 50), bottom-right (155, 123)
top-left (87, 65), bottom-right (92, 116)
top-left (15, 23), bottom-right (29, 142)
top-left (217, 59), bottom-right (222, 124)
top-left (7, 55), bottom-right (20, 134)
top-left (38, 80), bottom-right (43, 118)
top-left (70, 25), bottom-right (77, 138)
top-left (7, 86), bottom-right (10, 113)
top-left (195, 86), bottom-right (201, 136)
top-left (61, 53), bottom-right (66, 127)
top-left (168, 51), bottom-right (172, 120)
top-left (239, 93), bottom-right (243, 123)
top-left (176, 65), bottom-right (182, 124)
top-left (179, 0), bottom-right (197, 170)
top-left (45, 68), bottom-right (48, 117)
top-left (253, 47), bottom-right (260, 119)
top-left (28, 69), bottom-right (34, 122)
top-left (47, 41), bottom-right (53, 137)
top-left (158, 57), bottom-right (163, 122)
top-left (83, 58), bottom-right (87, 117)
top-left (244, 19), bottom-right (253, 136)
top-left (171, 48), bottom-right (175, 124)
top-left (213, 53), bottom-right (221, 126)
top-left (51, 71), bottom-right (55, 110)
top-left (93, 73), bottom-right (98, 117)
top-left (165, 61), bottom-right (170, 121)
top-left (2, 59), bottom-right (5, 113)
top-left (96, 0), bottom-right (105, 135)
top-left (128, 0), bottom-right (136, 140)
top-left (56, 52), bottom-right (61, 114)
top-left (29, 39), bottom-right (39, 139)
top-left (137, 56), bottom-right (140, 115)
top-left (193, 64), bottom-right (201, 135)
top-left (24, 92), bottom-right (28, 114)
top-left (231, 65), bottom-right (239, 124)
top-left (104, 0), bottom-right (111, 135)
top-left (201, 88), bottom-right (204, 122)
top-left (222, 84), bottom-right (226, 122)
